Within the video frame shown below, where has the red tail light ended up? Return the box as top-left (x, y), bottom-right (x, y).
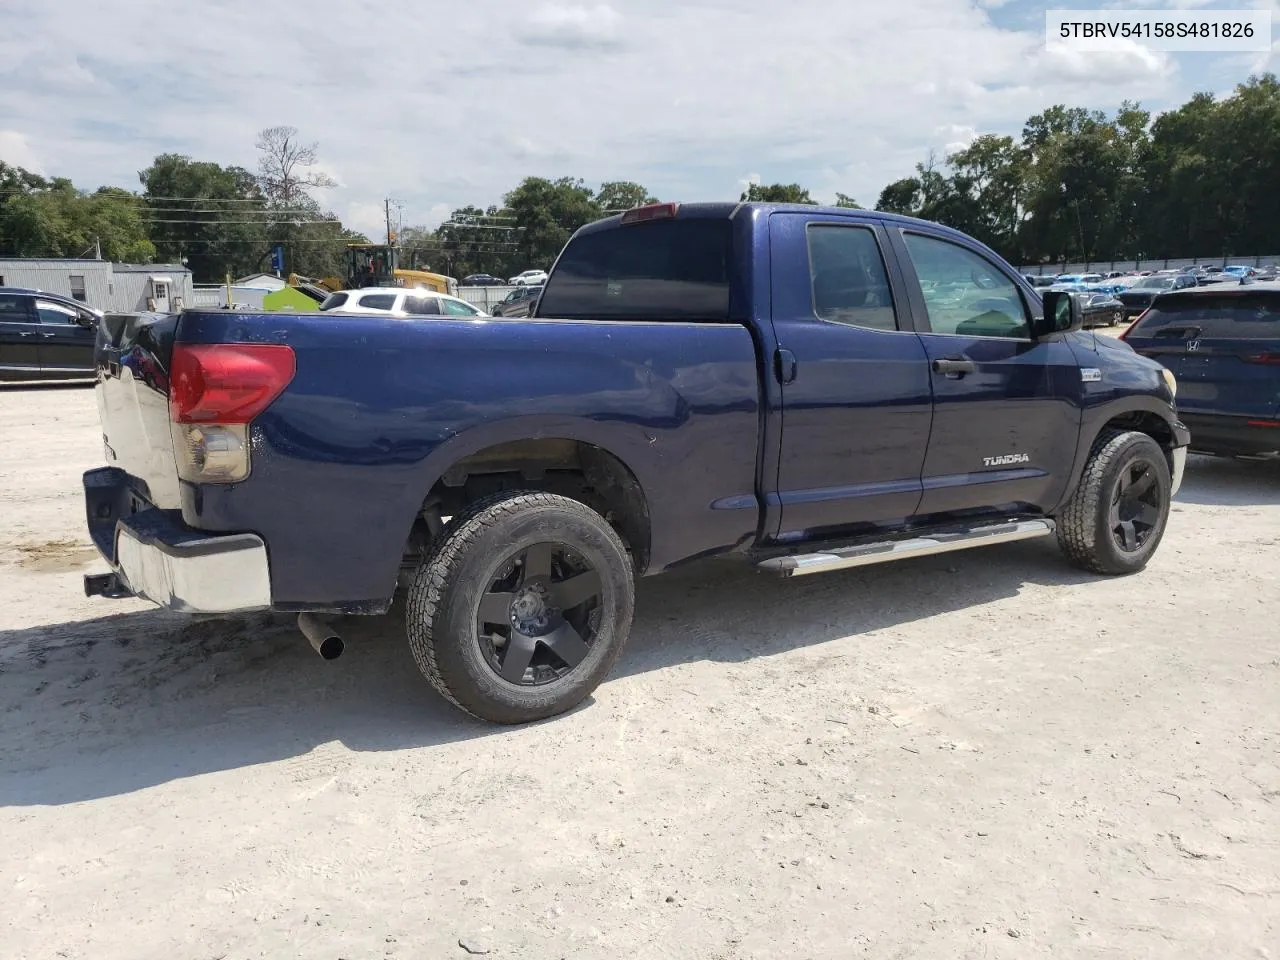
top-left (1118, 308), bottom-right (1146, 340)
top-left (1247, 419), bottom-right (1280, 428)
top-left (169, 343), bottom-right (296, 424)
top-left (620, 202), bottom-right (678, 224)
top-left (1244, 352), bottom-right (1280, 365)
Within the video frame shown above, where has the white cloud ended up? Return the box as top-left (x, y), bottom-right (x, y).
top-left (1036, 39), bottom-right (1174, 84)
top-left (0, 130), bottom-right (44, 174)
top-left (522, 3), bottom-right (623, 48)
top-left (0, 0), bottom-right (1213, 227)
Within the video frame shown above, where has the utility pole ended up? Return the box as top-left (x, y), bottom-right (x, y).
top-left (94, 236), bottom-right (101, 260)
top-left (385, 198), bottom-right (393, 247)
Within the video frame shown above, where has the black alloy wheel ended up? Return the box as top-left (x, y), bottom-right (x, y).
top-left (476, 542), bottom-right (603, 686)
top-left (1109, 458), bottom-right (1163, 553)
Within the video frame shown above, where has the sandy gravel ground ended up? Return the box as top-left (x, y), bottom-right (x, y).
top-left (2, 382), bottom-right (1278, 960)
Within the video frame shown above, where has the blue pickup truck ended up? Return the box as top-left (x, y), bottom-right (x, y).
top-left (83, 201), bottom-right (1190, 724)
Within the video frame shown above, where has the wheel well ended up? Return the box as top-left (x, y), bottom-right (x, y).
top-left (409, 439), bottom-right (651, 572)
top-left (1099, 411), bottom-right (1176, 469)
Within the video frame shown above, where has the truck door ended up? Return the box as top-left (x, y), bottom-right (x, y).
top-left (768, 212), bottom-right (933, 541)
top-left (886, 227), bottom-right (1082, 518)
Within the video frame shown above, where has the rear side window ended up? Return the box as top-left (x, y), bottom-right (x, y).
top-left (1131, 295), bottom-right (1280, 339)
top-left (806, 224), bottom-right (897, 331)
top-left (537, 218), bottom-right (733, 321)
top-left (404, 296), bottom-right (442, 315)
top-left (0, 294), bottom-right (30, 319)
top-left (320, 292), bottom-right (348, 311)
top-left (357, 294), bottom-right (398, 311)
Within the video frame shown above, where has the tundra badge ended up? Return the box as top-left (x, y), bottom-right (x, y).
top-left (983, 453), bottom-right (1030, 467)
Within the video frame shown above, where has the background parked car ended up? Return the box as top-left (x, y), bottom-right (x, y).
top-left (318, 287), bottom-right (488, 317)
top-left (508, 270), bottom-right (548, 286)
top-left (1120, 282), bottom-right (1280, 457)
top-left (1223, 265), bottom-right (1258, 280)
top-left (490, 284), bottom-right (542, 317)
top-left (1116, 273), bottom-right (1198, 317)
top-left (459, 274), bottom-right (506, 287)
top-left (1077, 291), bottom-right (1126, 328)
top-left (1024, 275), bottom-right (1057, 288)
top-left (0, 287), bottom-right (103, 382)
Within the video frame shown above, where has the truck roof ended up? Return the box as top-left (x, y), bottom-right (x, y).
top-left (575, 202), bottom-right (1005, 267)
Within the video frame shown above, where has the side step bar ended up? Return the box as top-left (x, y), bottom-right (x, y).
top-left (757, 518), bottom-right (1056, 577)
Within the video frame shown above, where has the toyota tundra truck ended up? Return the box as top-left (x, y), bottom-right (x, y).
top-left (82, 202), bottom-right (1190, 724)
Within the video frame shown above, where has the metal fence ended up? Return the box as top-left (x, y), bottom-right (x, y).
top-left (192, 285), bottom-right (268, 310)
top-left (1019, 254), bottom-right (1280, 276)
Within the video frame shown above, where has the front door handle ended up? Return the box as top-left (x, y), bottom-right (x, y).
top-left (40, 332), bottom-right (58, 339)
top-left (932, 357), bottom-right (976, 378)
top-left (17, 331), bottom-right (35, 338)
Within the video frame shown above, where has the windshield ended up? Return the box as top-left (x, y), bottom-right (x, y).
top-left (1134, 277), bottom-right (1174, 289)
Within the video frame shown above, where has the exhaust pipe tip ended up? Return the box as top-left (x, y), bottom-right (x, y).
top-left (298, 613), bottom-right (344, 661)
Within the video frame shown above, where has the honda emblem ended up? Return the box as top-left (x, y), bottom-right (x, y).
top-left (1186, 339), bottom-right (1201, 352)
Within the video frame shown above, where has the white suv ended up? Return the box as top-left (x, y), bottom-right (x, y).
top-left (318, 287), bottom-right (487, 317)
top-left (508, 270), bottom-right (548, 286)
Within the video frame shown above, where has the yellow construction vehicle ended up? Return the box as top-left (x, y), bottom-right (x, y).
top-left (281, 244), bottom-right (458, 308)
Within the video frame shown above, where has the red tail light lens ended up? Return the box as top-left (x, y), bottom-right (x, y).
top-left (169, 343), bottom-right (296, 424)
top-left (620, 202), bottom-right (678, 224)
top-left (1118, 310), bottom-right (1145, 340)
top-left (1244, 352), bottom-right (1280, 365)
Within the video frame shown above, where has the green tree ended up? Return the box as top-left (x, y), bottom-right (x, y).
top-left (833, 192), bottom-right (862, 209)
top-left (139, 153), bottom-right (267, 281)
top-left (595, 181), bottom-right (657, 213)
top-left (0, 177), bottom-right (153, 261)
top-left (875, 178), bottom-right (921, 215)
top-left (504, 176), bottom-right (599, 269)
top-left (740, 182), bottom-right (817, 203)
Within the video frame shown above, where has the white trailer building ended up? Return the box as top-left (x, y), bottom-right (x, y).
top-left (0, 258), bottom-right (194, 312)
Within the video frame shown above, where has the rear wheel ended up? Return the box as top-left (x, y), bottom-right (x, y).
top-left (406, 491), bottom-right (635, 724)
top-left (1057, 430), bottom-right (1172, 575)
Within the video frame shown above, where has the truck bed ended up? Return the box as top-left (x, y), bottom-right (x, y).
top-left (94, 309), bottom-right (764, 610)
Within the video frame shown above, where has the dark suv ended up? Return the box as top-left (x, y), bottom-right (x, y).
top-left (0, 288), bottom-right (102, 382)
top-left (1121, 282), bottom-right (1280, 456)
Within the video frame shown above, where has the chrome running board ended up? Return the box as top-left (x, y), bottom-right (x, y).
top-left (757, 518), bottom-right (1057, 577)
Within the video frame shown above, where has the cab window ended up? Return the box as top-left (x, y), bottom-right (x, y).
top-left (806, 224), bottom-right (898, 331)
top-left (903, 233), bottom-right (1029, 339)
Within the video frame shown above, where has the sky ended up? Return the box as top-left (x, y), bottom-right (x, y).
top-left (0, 0), bottom-right (1276, 240)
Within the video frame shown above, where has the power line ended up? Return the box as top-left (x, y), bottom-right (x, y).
top-left (141, 218), bottom-right (343, 225)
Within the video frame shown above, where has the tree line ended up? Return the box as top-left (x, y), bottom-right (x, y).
top-left (0, 126), bottom-right (366, 283)
top-left (2, 75), bottom-right (1277, 282)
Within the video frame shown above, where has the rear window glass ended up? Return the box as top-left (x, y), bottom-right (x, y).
top-left (1130, 294), bottom-right (1280, 339)
top-left (319, 292), bottom-right (348, 311)
top-left (536, 219), bottom-right (733, 321)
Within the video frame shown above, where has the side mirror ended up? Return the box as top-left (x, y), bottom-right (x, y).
top-left (1034, 290), bottom-right (1082, 339)
top-left (75, 311), bottom-right (98, 328)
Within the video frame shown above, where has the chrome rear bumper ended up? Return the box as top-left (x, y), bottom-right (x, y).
top-left (83, 466), bottom-right (272, 614)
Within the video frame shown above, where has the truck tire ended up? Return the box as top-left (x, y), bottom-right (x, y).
top-left (406, 491), bottom-right (635, 724)
top-left (1057, 430), bottom-right (1172, 575)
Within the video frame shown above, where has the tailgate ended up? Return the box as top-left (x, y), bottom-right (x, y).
top-left (94, 311), bottom-right (183, 509)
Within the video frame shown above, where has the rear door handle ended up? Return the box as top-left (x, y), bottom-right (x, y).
top-left (40, 332), bottom-right (58, 339)
top-left (932, 357), bottom-right (976, 378)
top-left (17, 331), bottom-right (35, 338)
